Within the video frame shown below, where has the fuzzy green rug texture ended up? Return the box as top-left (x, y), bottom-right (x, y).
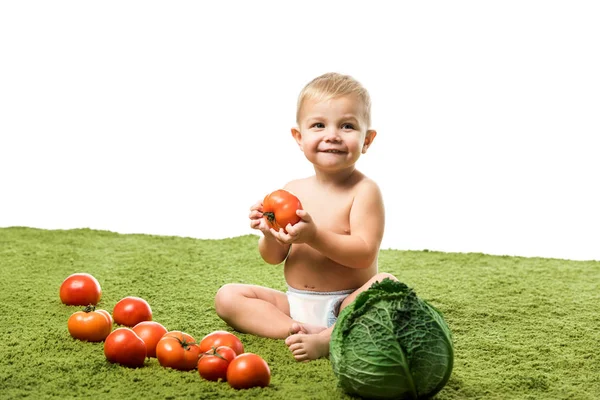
top-left (0, 227), bottom-right (598, 399)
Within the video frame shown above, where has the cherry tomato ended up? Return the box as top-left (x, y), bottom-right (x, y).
top-left (113, 296), bottom-right (152, 327)
top-left (59, 273), bottom-right (102, 306)
top-left (67, 305), bottom-right (112, 342)
top-left (262, 189), bottom-right (303, 233)
top-left (132, 321), bottom-right (168, 358)
top-left (198, 345), bottom-right (237, 382)
top-left (104, 328), bottom-right (146, 368)
top-left (156, 331), bottom-right (201, 371)
top-left (227, 353), bottom-right (271, 389)
top-left (199, 330), bottom-right (244, 356)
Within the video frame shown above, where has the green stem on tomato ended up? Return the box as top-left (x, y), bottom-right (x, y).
top-left (263, 212), bottom-right (275, 223)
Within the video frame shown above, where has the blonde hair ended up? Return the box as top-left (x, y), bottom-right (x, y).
top-left (296, 72), bottom-right (372, 128)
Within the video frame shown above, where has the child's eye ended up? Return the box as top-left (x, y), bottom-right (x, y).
top-left (312, 123), bottom-right (325, 129)
top-left (342, 123), bottom-right (355, 130)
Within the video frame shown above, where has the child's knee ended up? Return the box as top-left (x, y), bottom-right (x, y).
top-left (214, 284), bottom-right (239, 318)
top-left (374, 272), bottom-right (397, 282)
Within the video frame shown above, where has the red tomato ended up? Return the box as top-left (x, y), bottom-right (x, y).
top-left (156, 331), bottom-right (201, 371)
top-left (59, 273), bottom-right (102, 306)
top-left (67, 305), bottom-right (112, 342)
top-left (104, 328), bottom-right (146, 368)
top-left (198, 346), bottom-right (237, 382)
top-left (132, 321), bottom-right (168, 358)
top-left (227, 353), bottom-right (271, 389)
top-left (113, 296), bottom-right (152, 327)
top-left (199, 330), bottom-right (244, 356)
top-left (262, 189), bottom-right (303, 233)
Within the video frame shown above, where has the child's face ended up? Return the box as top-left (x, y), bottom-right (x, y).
top-left (293, 95), bottom-right (376, 173)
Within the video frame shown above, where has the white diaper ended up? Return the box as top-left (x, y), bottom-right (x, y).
top-left (286, 286), bottom-right (355, 328)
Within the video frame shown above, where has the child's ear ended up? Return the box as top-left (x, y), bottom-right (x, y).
top-left (362, 130), bottom-right (377, 153)
top-left (291, 128), bottom-right (303, 148)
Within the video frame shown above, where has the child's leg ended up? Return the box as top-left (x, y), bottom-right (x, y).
top-left (285, 272), bottom-right (398, 361)
top-left (214, 283), bottom-right (294, 339)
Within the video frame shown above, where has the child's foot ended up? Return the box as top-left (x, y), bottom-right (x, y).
top-left (285, 332), bottom-right (330, 362)
top-left (288, 322), bottom-right (326, 336)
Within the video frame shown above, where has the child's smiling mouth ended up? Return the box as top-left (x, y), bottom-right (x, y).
top-left (321, 149), bottom-right (346, 154)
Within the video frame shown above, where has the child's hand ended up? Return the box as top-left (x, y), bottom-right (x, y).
top-left (249, 200), bottom-right (275, 236)
top-left (269, 209), bottom-right (316, 245)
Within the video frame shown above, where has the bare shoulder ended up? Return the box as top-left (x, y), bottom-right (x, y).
top-left (350, 172), bottom-right (385, 245)
top-left (283, 176), bottom-right (314, 193)
top-left (353, 172), bottom-right (383, 200)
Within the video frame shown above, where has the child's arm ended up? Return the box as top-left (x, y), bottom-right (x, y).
top-left (310, 179), bottom-right (384, 268)
top-left (273, 180), bottom-right (385, 269)
top-left (258, 235), bottom-right (290, 265)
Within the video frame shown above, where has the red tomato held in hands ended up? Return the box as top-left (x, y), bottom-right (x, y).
top-left (227, 353), bottom-right (271, 389)
top-left (60, 273), bottom-right (102, 306)
top-left (104, 328), bottom-right (147, 368)
top-left (156, 331), bottom-right (202, 371)
top-left (262, 189), bottom-right (303, 233)
top-left (199, 330), bottom-right (244, 356)
top-left (198, 345), bottom-right (237, 382)
top-left (132, 321), bottom-right (168, 358)
top-left (67, 305), bottom-right (112, 342)
top-left (113, 296), bottom-right (152, 327)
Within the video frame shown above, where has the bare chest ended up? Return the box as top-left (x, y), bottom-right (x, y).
top-left (299, 191), bottom-right (354, 235)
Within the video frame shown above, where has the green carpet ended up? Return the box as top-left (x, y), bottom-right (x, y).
top-left (0, 227), bottom-right (598, 399)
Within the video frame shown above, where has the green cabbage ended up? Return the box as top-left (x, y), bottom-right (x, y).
top-left (330, 278), bottom-right (454, 399)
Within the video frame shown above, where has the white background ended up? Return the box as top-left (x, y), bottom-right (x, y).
top-left (1, 1), bottom-right (599, 261)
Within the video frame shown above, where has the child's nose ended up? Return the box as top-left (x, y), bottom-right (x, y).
top-left (324, 128), bottom-right (341, 142)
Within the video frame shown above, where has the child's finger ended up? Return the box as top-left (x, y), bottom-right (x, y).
top-left (285, 223), bottom-right (300, 237)
top-left (296, 209), bottom-right (311, 222)
top-left (281, 229), bottom-right (296, 244)
top-left (249, 210), bottom-right (263, 219)
top-left (271, 228), bottom-right (286, 242)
